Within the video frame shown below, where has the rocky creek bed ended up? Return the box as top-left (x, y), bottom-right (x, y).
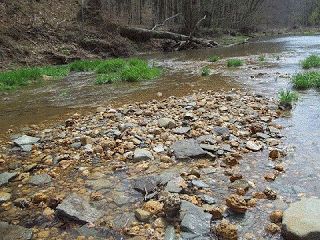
top-left (0, 90), bottom-right (295, 240)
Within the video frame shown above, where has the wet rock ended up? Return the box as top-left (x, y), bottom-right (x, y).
top-left (229, 179), bottom-right (250, 192)
top-left (0, 192), bottom-right (11, 204)
top-left (172, 127), bottom-right (191, 135)
top-left (191, 179), bottom-right (209, 188)
top-left (171, 139), bottom-right (209, 160)
top-left (264, 188), bottom-right (277, 200)
top-left (180, 200), bottom-right (212, 238)
top-left (74, 225), bottom-right (123, 240)
top-left (199, 195), bottom-right (216, 204)
top-left (282, 198), bottom-right (320, 240)
top-left (269, 149), bottom-right (282, 160)
top-left (213, 127), bottom-right (230, 139)
top-left (56, 193), bottom-right (103, 223)
top-left (13, 198), bottom-right (31, 208)
top-left (0, 172), bottom-right (18, 187)
top-left (246, 141), bottom-right (262, 151)
top-left (264, 172), bottom-right (277, 181)
top-left (0, 222), bottom-right (33, 240)
top-left (215, 219), bottom-right (238, 240)
top-left (13, 135), bottom-right (39, 151)
top-left (133, 149), bottom-right (154, 162)
top-left (226, 194), bottom-right (248, 214)
top-left (135, 208), bottom-right (152, 222)
top-left (270, 210), bottom-right (283, 223)
top-left (266, 223), bottom-right (281, 234)
top-left (158, 118), bottom-right (176, 129)
top-left (132, 175), bottom-right (160, 194)
top-left (164, 225), bottom-right (176, 240)
top-left (165, 177), bottom-right (185, 193)
top-left (29, 174), bottom-right (52, 186)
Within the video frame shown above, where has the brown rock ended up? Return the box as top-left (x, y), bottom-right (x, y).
top-left (135, 209), bottom-right (152, 222)
top-left (265, 223), bottom-right (281, 234)
top-left (32, 192), bottom-right (48, 204)
top-left (203, 205), bottom-right (223, 220)
top-left (143, 200), bottom-right (163, 214)
top-left (269, 210), bottom-right (283, 223)
top-left (226, 194), bottom-right (248, 214)
top-left (215, 219), bottom-right (238, 240)
top-left (269, 149), bottom-right (281, 160)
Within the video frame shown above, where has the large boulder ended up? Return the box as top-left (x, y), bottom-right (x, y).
top-left (0, 221), bottom-right (33, 240)
top-left (56, 193), bottom-right (103, 224)
top-left (171, 139), bottom-right (210, 160)
top-left (282, 198), bottom-right (320, 240)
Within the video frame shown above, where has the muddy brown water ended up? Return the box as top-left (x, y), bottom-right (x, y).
top-left (1, 35), bottom-right (320, 239)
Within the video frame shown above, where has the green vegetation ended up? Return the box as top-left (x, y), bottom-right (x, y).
top-left (278, 90), bottom-right (299, 109)
top-left (258, 55), bottom-right (266, 62)
top-left (201, 67), bottom-right (210, 76)
top-left (0, 58), bottom-right (161, 90)
top-left (227, 59), bottom-right (243, 67)
top-left (0, 66), bottom-right (69, 91)
top-left (208, 55), bottom-right (220, 62)
top-left (292, 71), bottom-right (320, 89)
top-left (301, 55), bottom-right (320, 69)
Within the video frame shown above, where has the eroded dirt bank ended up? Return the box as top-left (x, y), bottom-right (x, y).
top-left (0, 90), bottom-right (287, 239)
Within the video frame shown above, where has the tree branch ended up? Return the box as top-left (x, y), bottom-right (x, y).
top-left (152, 13), bottom-right (182, 30)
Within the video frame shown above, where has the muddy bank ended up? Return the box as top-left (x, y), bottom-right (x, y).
top-left (0, 90), bottom-right (288, 239)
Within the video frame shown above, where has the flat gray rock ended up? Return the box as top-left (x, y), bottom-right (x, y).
top-left (164, 225), bottom-right (176, 240)
top-left (13, 135), bottom-right (40, 151)
top-left (191, 180), bottom-right (209, 188)
top-left (158, 118), bottom-right (176, 129)
top-left (180, 201), bottom-right (212, 237)
top-left (172, 127), bottom-right (191, 135)
top-left (171, 139), bottom-right (209, 160)
top-left (165, 177), bottom-right (185, 193)
top-left (132, 175), bottom-right (160, 194)
top-left (0, 221), bottom-right (33, 240)
top-left (0, 172), bottom-right (18, 187)
top-left (133, 149), bottom-right (154, 162)
top-left (29, 174), bottom-right (52, 186)
top-left (282, 198), bottom-right (320, 240)
top-left (56, 193), bottom-right (103, 223)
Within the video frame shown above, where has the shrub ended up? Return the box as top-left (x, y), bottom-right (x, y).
top-left (292, 72), bottom-right (320, 89)
top-left (208, 55), bottom-right (220, 62)
top-left (278, 90), bottom-right (298, 109)
top-left (258, 55), bottom-right (265, 62)
top-left (301, 55), bottom-right (320, 69)
top-left (201, 67), bottom-right (210, 76)
top-left (227, 59), bottom-right (243, 67)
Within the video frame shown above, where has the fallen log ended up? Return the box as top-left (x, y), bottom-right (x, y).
top-left (119, 26), bottom-right (218, 48)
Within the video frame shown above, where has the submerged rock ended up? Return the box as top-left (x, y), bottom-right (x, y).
top-left (282, 198), bottom-right (320, 240)
top-left (56, 193), bottom-right (103, 223)
top-left (171, 139), bottom-right (210, 160)
top-left (0, 221), bottom-right (33, 240)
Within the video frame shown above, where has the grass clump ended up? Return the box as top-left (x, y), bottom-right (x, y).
top-left (208, 55), bottom-right (220, 62)
top-left (0, 66), bottom-right (69, 91)
top-left (227, 59), bottom-right (243, 68)
top-left (201, 67), bottom-right (210, 76)
top-left (258, 55), bottom-right (266, 62)
top-left (292, 71), bottom-right (320, 89)
top-left (278, 90), bottom-right (298, 109)
top-left (69, 59), bottom-right (102, 72)
top-left (301, 55), bottom-right (320, 69)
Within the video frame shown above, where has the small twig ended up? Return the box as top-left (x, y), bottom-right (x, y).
top-left (152, 13), bottom-right (182, 30)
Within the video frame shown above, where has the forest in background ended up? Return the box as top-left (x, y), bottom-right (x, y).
top-left (0, 0), bottom-right (319, 69)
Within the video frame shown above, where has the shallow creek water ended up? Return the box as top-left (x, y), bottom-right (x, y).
top-left (1, 35), bottom-right (320, 239)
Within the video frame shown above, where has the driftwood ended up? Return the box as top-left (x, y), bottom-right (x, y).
top-left (119, 26), bottom-right (218, 48)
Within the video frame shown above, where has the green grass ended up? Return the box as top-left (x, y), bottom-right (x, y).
top-left (258, 55), bottom-right (266, 62)
top-left (0, 58), bottom-right (161, 90)
top-left (292, 72), bottom-right (320, 90)
top-left (201, 67), bottom-right (210, 76)
top-left (278, 90), bottom-right (298, 108)
top-left (208, 55), bottom-right (220, 63)
top-left (301, 55), bottom-right (320, 69)
top-left (227, 59), bottom-right (243, 67)
top-left (0, 66), bottom-right (70, 91)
